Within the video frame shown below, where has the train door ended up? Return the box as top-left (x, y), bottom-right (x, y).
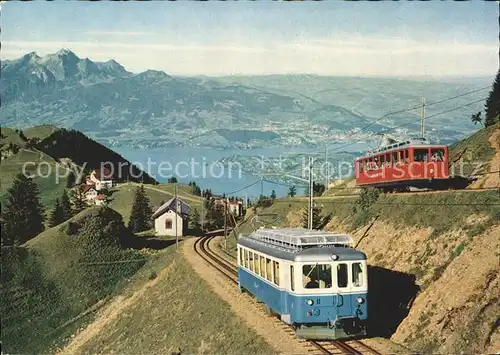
top-left (335, 262), bottom-right (352, 318)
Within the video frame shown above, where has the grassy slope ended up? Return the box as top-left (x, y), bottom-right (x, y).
top-left (0, 148), bottom-right (67, 208)
top-left (1, 207), bottom-right (146, 354)
top-left (76, 244), bottom-right (276, 355)
top-left (0, 127), bottom-right (27, 147)
top-left (241, 190), bottom-right (499, 235)
top-left (0, 127), bottom-right (68, 209)
top-left (23, 125), bottom-right (60, 140)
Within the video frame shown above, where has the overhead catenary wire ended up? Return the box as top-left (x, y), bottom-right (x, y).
top-left (382, 97), bottom-right (488, 135)
top-left (215, 89), bottom-right (497, 197)
top-left (325, 86), bottom-right (491, 152)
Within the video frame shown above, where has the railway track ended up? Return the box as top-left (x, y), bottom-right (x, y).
top-left (194, 235), bottom-right (381, 355)
top-left (288, 185), bottom-right (499, 201)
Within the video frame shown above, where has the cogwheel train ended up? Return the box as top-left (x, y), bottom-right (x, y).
top-left (354, 137), bottom-right (470, 192)
top-left (237, 228), bottom-right (368, 340)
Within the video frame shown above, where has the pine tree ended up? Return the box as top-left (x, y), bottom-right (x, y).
top-left (485, 69), bottom-right (500, 127)
top-left (66, 171), bottom-right (76, 188)
top-left (288, 186), bottom-right (297, 197)
top-left (2, 173), bottom-right (45, 244)
top-left (128, 185), bottom-right (153, 233)
top-left (61, 189), bottom-right (73, 221)
top-left (189, 208), bottom-right (202, 235)
top-left (73, 190), bottom-right (87, 213)
top-left (301, 205), bottom-right (323, 230)
top-left (49, 198), bottom-right (65, 227)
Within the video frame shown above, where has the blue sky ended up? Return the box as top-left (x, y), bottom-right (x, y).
top-left (1, 1), bottom-right (498, 77)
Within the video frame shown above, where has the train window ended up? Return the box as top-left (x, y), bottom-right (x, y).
top-left (359, 160), bottom-right (364, 173)
top-left (403, 150), bottom-right (409, 163)
top-left (302, 264), bottom-right (332, 289)
top-left (352, 263), bottom-right (363, 287)
top-left (431, 149), bottom-right (445, 162)
top-left (392, 152), bottom-right (398, 166)
top-left (249, 252), bottom-right (254, 272)
top-left (337, 264), bottom-right (348, 288)
top-left (273, 261), bottom-right (280, 285)
top-left (260, 256), bottom-right (267, 279)
top-left (414, 149), bottom-right (428, 162)
top-left (266, 258), bottom-right (273, 282)
top-left (244, 250), bottom-right (249, 269)
top-left (255, 255), bottom-right (260, 275)
top-left (239, 248), bottom-right (243, 266)
top-left (290, 265), bottom-right (295, 291)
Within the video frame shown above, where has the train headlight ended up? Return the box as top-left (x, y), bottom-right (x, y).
top-left (330, 254), bottom-right (339, 261)
top-left (306, 299), bottom-right (314, 306)
top-left (356, 297), bottom-right (365, 304)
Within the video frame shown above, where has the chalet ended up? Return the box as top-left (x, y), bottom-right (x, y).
top-left (228, 200), bottom-right (243, 217)
top-left (152, 197), bottom-right (191, 237)
top-left (81, 184), bottom-right (98, 201)
top-left (87, 168), bottom-right (113, 191)
top-left (80, 184), bottom-right (107, 206)
top-left (210, 196), bottom-right (243, 217)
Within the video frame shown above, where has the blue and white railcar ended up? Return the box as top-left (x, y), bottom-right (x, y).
top-left (237, 228), bottom-right (368, 340)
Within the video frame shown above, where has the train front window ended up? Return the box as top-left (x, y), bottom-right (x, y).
top-left (337, 263), bottom-right (348, 288)
top-left (302, 264), bottom-right (332, 289)
top-left (414, 149), bottom-right (429, 162)
top-left (392, 152), bottom-right (398, 166)
top-left (431, 149), bottom-right (445, 162)
top-left (352, 263), bottom-right (363, 287)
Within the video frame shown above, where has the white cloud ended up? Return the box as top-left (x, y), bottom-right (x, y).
top-left (84, 30), bottom-right (156, 36)
top-left (1, 36), bottom-right (497, 77)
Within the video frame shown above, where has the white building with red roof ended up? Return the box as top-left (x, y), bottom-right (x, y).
top-left (80, 184), bottom-right (107, 206)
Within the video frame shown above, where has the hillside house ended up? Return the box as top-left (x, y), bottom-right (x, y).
top-left (210, 196), bottom-right (243, 217)
top-left (228, 200), bottom-right (243, 217)
top-left (152, 197), bottom-right (191, 237)
top-left (87, 168), bottom-right (113, 191)
top-left (81, 184), bottom-right (98, 201)
top-left (80, 184), bottom-right (107, 206)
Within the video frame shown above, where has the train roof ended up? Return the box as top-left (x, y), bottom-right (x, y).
top-left (355, 137), bottom-right (447, 160)
top-left (238, 228), bottom-right (366, 262)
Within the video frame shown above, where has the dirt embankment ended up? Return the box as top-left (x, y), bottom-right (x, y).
top-left (471, 126), bottom-right (500, 189)
top-left (314, 214), bottom-right (500, 354)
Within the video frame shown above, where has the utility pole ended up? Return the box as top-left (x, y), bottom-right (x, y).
top-left (420, 97), bottom-right (426, 139)
top-left (201, 194), bottom-right (204, 234)
top-left (308, 157), bottom-right (314, 230)
top-left (224, 198), bottom-right (228, 250)
top-left (324, 145), bottom-right (329, 189)
top-left (175, 183), bottom-right (179, 252)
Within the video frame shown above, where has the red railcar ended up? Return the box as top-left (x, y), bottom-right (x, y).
top-left (354, 138), bottom-right (452, 191)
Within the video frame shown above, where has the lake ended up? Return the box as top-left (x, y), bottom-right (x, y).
top-left (116, 143), bottom-right (367, 199)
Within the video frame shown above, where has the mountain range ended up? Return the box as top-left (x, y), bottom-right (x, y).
top-left (1, 49), bottom-right (492, 150)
